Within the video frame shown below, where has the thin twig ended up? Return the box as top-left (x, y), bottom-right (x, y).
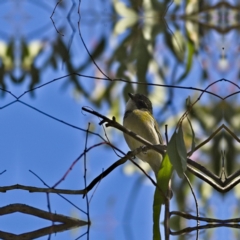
top-left (78, 0), bottom-right (110, 79)
top-left (84, 123), bottom-right (91, 226)
top-left (29, 170), bottom-right (87, 215)
top-left (50, 0), bottom-right (64, 36)
top-left (84, 123), bottom-right (91, 240)
top-left (170, 223), bottom-right (240, 235)
top-left (170, 211), bottom-right (240, 223)
top-left (82, 107), bottom-right (167, 155)
top-left (52, 142), bottom-right (106, 188)
top-left (184, 173), bottom-right (199, 240)
top-left (0, 170), bottom-right (6, 175)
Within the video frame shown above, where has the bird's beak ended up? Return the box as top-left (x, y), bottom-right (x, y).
top-left (128, 93), bottom-right (134, 99)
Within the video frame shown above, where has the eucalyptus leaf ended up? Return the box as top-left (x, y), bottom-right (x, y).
top-left (176, 40), bottom-right (194, 83)
top-left (187, 116), bottom-right (195, 156)
top-left (167, 128), bottom-right (187, 178)
top-left (176, 125), bottom-right (187, 173)
top-left (167, 131), bottom-right (183, 178)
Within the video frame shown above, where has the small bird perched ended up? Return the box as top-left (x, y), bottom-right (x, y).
top-left (123, 93), bottom-right (163, 176)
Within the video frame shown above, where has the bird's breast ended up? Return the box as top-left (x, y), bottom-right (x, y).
top-left (123, 109), bottom-right (159, 148)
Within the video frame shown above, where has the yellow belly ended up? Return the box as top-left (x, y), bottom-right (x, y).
top-left (123, 110), bottom-right (162, 175)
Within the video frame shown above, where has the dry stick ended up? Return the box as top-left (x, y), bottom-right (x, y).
top-left (164, 191), bottom-right (170, 240)
top-left (170, 223), bottom-right (240, 235)
top-left (78, 0), bottom-right (81, 14)
top-left (29, 170), bottom-right (87, 215)
top-left (0, 147), bottom-right (154, 196)
top-left (81, 148), bottom-right (153, 197)
top-left (16, 74), bottom-right (238, 102)
top-left (16, 73), bottom-right (224, 100)
top-left (82, 107), bottom-right (167, 155)
top-left (50, 0), bottom-right (62, 18)
top-left (18, 98), bottom-right (238, 191)
top-left (81, 107), bottom-right (169, 200)
top-left (88, 170), bottom-right (103, 204)
top-left (170, 211), bottom-right (240, 224)
top-left (82, 106), bottom-right (240, 193)
top-left (84, 123), bottom-right (91, 240)
top-left (0, 203), bottom-right (87, 225)
top-left (50, 0), bottom-right (64, 36)
top-left (82, 107), bottom-right (240, 193)
top-left (0, 88), bottom-right (17, 99)
top-left (187, 159), bottom-right (240, 193)
top-left (0, 170), bottom-right (6, 175)
top-left (180, 2), bottom-right (240, 17)
top-left (187, 123), bottom-right (240, 156)
top-left (165, 125), bottom-right (169, 144)
top-left (102, 124), bottom-right (124, 158)
top-left (0, 149), bottom-right (167, 201)
top-left (222, 124), bottom-right (240, 142)
top-left (164, 0), bottom-right (174, 17)
top-left (1, 149), bottom-right (167, 199)
top-left (94, 104), bottom-right (124, 158)
top-left (82, 147), bottom-right (168, 201)
top-left (186, 123), bottom-right (240, 192)
top-left (78, 0), bottom-right (110, 80)
top-left (0, 204), bottom-right (87, 240)
top-left (164, 124), bottom-right (170, 239)
top-left (52, 142), bottom-right (106, 189)
top-left (1, 125), bottom-right (239, 196)
top-left (223, 90), bottom-right (240, 100)
top-left (17, 73), bottom-right (78, 99)
top-left (46, 193), bottom-right (53, 225)
top-left (178, 77), bottom-right (240, 140)
top-left (84, 123), bottom-right (91, 226)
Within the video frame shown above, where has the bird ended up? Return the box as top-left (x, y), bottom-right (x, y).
top-left (123, 93), bottom-right (163, 176)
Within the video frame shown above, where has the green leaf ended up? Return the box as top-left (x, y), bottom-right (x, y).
top-left (153, 154), bottom-right (173, 240)
top-left (171, 30), bottom-right (185, 62)
top-left (176, 40), bottom-right (194, 83)
top-left (167, 127), bottom-right (187, 179)
top-left (187, 117), bottom-right (195, 156)
top-left (176, 125), bottom-right (187, 173)
top-left (167, 131), bottom-right (182, 177)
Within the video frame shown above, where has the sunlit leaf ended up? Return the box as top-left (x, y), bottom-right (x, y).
top-left (113, 18), bottom-right (138, 35)
top-left (186, 0), bottom-right (199, 15)
top-left (171, 30), bottom-right (185, 61)
top-left (112, 0), bottom-right (138, 18)
top-left (164, 26), bottom-right (185, 63)
top-left (174, 0), bottom-right (181, 6)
